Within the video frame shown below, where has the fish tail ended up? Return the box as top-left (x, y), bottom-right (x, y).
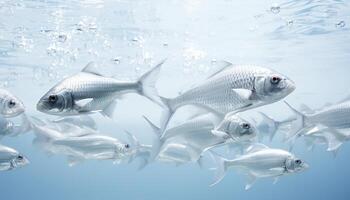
top-left (209, 151), bottom-right (229, 187)
top-left (159, 96), bottom-right (176, 135)
top-left (257, 112), bottom-right (279, 141)
top-left (283, 101), bottom-right (307, 142)
top-left (142, 115), bottom-right (164, 162)
top-left (138, 59), bottom-right (166, 107)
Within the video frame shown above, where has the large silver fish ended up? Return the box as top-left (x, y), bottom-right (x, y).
top-left (160, 62), bottom-right (295, 133)
top-left (210, 144), bottom-right (308, 190)
top-left (37, 60), bottom-right (165, 117)
top-left (0, 89), bottom-right (25, 117)
top-left (0, 144), bottom-right (29, 171)
top-left (283, 100), bottom-right (350, 151)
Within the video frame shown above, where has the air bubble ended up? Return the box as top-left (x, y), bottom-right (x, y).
top-left (58, 34), bottom-right (67, 43)
top-left (270, 5), bottom-right (280, 14)
top-left (335, 21), bottom-right (345, 28)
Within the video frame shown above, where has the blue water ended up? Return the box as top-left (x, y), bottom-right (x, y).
top-left (1, 0), bottom-right (350, 199)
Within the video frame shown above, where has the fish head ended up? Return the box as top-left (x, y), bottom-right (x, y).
top-left (285, 157), bottom-right (309, 173)
top-left (0, 92), bottom-right (25, 117)
top-left (116, 143), bottom-right (133, 156)
top-left (217, 115), bottom-right (257, 142)
top-left (37, 89), bottom-right (73, 115)
top-left (13, 154), bottom-right (30, 168)
top-left (254, 72), bottom-right (295, 102)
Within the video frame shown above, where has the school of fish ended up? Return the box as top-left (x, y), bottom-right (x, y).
top-left (2, 60), bottom-right (348, 190)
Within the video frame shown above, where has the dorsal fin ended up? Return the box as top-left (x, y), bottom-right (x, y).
top-left (206, 60), bottom-right (233, 79)
top-left (244, 143), bottom-right (269, 154)
top-left (81, 62), bottom-right (103, 76)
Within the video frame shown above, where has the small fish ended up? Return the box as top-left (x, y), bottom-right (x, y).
top-left (210, 144), bottom-right (308, 189)
top-left (31, 117), bottom-right (132, 166)
top-left (143, 113), bottom-right (257, 162)
top-left (283, 100), bottom-right (350, 152)
top-left (0, 89), bottom-right (25, 117)
top-left (160, 62), bottom-right (295, 134)
top-left (0, 114), bottom-right (31, 139)
top-left (0, 144), bottom-right (29, 171)
top-left (52, 135), bottom-right (132, 166)
top-left (37, 60), bottom-right (166, 118)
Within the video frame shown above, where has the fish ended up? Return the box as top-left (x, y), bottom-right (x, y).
top-left (0, 114), bottom-right (31, 139)
top-left (282, 100), bottom-right (350, 152)
top-left (210, 143), bottom-right (308, 189)
top-left (126, 132), bottom-right (207, 168)
top-left (159, 62), bottom-right (295, 134)
top-left (30, 117), bottom-right (134, 166)
top-left (211, 114), bottom-right (257, 143)
top-left (36, 60), bottom-right (166, 118)
top-left (0, 89), bottom-right (25, 117)
top-left (0, 144), bottom-right (29, 171)
top-left (143, 112), bottom-right (257, 162)
top-left (52, 135), bottom-right (132, 166)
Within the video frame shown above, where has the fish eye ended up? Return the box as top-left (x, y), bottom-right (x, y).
top-left (241, 123), bottom-right (250, 130)
top-left (8, 99), bottom-right (16, 108)
top-left (270, 76), bottom-right (281, 84)
top-left (295, 159), bottom-right (302, 165)
top-left (125, 144), bottom-right (130, 149)
top-left (17, 155), bottom-right (23, 160)
top-left (48, 95), bottom-right (58, 103)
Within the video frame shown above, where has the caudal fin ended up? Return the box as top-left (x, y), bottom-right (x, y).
top-left (209, 151), bottom-right (228, 186)
top-left (142, 115), bottom-right (164, 162)
top-left (159, 96), bottom-right (176, 136)
top-left (138, 59), bottom-right (166, 107)
top-left (283, 101), bottom-right (306, 142)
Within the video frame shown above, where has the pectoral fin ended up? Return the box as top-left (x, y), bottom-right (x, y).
top-left (232, 89), bottom-right (254, 101)
top-left (75, 98), bottom-right (94, 109)
top-left (67, 155), bottom-right (84, 167)
top-left (245, 173), bottom-right (257, 190)
top-left (100, 100), bottom-right (117, 118)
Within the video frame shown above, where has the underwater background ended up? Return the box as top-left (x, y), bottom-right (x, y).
top-left (1, 0), bottom-right (350, 199)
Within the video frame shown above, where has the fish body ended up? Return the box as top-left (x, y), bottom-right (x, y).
top-left (210, 144), bottom-right (308, 189)
top-left (160, 63), bottom-right (295, 133)
top-left (284, 101), bottom-right (350, 151)
top-left (37, 60), bottom-right (165, 117)
top-left (30, 116), bottom-right (131, 165)
top-left (144, 112), bottom-right (257, 163)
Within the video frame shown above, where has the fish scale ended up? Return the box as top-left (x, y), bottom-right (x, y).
top-left (307, 101), bottom-right (350, 128)
top-left (170, 66), bottom-right (274, 114)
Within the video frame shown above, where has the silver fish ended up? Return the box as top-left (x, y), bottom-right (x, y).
top-left (143, 112), bottom-right (257, 162)
top-left (283, 100), bottom-right (350, 152)
top-left (0, 89), bottom-right (25, 117)
top-left (160, 62), bottom-right (295, 133)
top-left (37, 60), bottom-right (165, 118)
top-left (210, 144), bottom-right (308, 189)
top-left (31, 117), bottom-right (132, 166)
top-left (0, 144), bottom-right (29, 171)
top-left (52, 135), bottom-right (131, 166)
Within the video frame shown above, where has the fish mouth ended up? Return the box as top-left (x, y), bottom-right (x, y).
top-left (285, 79), bottom-right (296, 93)
top-left (36, 101), bottom-right (46, 112)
